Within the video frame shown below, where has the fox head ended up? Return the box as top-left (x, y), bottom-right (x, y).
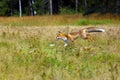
top-left (56, 31), bottom-right (70, 42)
top-left (56, 31), bottom-right (70, 47)
top-left (56, 31), bottom-right (65, 41)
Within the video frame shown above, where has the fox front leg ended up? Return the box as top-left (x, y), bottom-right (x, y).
top-left (64, 43), bottom-right (68, 47)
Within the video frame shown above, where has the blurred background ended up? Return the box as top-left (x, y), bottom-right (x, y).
top-left (0, 0), bottom-right (120, 16)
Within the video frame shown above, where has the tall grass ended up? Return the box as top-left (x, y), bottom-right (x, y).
top-left (0, 25), bottom-right (120, 80)
top-left (75, 19), bottom-right (112, 25)
top-left (0, 14), bottom-right (120, 27)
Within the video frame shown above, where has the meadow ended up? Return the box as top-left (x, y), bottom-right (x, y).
top-left (0, 14), bottom-right (120, 80)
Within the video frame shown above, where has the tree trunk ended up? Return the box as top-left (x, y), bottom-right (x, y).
top-left (105, 0), bottom-right (108, 13)
top-left (10, 7), bottom-right (13, 16)
top-left (10, 2), bottom-right (13, 16)
top-left (116, 0), bottom-right (120, 13)
top-left (50, 0), bottom-right (53, 15)
top-left (19, 0), bottom-right (22, 17)
top-left (29, 0), bottom-right (36, 16)
top-left (84, 0), bottom-right (87, 10)
top-left (31, 0), bottom-right (36, 15)
top-left (75, 0), bottom-right (78, 12)
top-left (29, 0), bottom-right (33, 16)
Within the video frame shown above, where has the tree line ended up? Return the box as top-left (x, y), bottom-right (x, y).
top-left (0, 0), bottom-right (120, 16)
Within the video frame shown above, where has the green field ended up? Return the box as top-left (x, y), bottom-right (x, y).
top-left (0, 15), bottom-right (120, 80)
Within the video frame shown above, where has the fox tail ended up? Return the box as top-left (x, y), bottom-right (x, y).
top-left (87, 28), bottom-right (105, 33)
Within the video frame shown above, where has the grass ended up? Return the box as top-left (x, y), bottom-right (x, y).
top-left (75, 19), bottom-right (112, 25)
top-left (0, 14), bottom-right (120, 80)
top-left (0, 14), bottom-right (120, 27)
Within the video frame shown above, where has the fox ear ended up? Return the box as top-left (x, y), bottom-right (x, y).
top-left (58, 31), bottom-right (61, 33)
top-left (57, 31), bottom-right (61, 35)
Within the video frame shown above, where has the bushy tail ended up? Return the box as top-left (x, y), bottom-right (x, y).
top-left (87, 28), bottom-right (105, 33)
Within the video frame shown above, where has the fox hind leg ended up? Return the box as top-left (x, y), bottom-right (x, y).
top-left (87, 35), bottom-right (94, 42)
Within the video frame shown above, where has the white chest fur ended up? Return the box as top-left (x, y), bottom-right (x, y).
top-left (59, 37), bottom-right (70, 43)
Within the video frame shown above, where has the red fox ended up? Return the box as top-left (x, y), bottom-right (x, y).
top-left (56, 27), bottom-right (105, 47)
